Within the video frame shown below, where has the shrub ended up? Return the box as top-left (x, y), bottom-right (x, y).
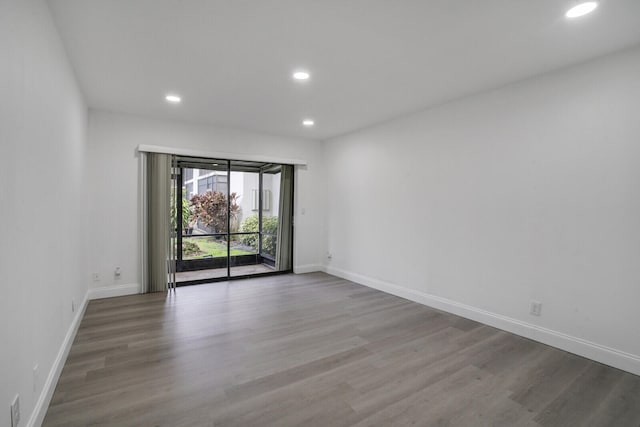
top-left (182, 240), bottom-right (201, 256)
top-left (171, 192), bottom-right (192, 231)
top-left (239, 215), bottom-right (278, 255)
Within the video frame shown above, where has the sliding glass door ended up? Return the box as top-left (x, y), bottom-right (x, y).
top-left (176, 160), bottom-right (228, 281)
top-left (173, 157), bottom-right (293, 285)
top-left (229, 163), bottom-right (283, 276)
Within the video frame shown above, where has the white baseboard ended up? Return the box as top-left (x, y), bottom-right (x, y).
top-left (27, 283), bottom-right (140, 426)
top-left (294, 264), bottom-right (323, 274)
top-left (27, 289), bottom-right (90, 427)
top-left (88, 283), bottom-right (140, 300)
top-left (325, 266), bottom-right (640, 377)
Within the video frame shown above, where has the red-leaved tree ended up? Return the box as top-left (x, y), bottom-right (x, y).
top-left (189, 191), bottom-right (240, 233)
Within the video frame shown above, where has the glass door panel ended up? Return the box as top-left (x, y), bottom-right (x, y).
top-left (229, 234), bottom-right (265, 277)
top-left (229, 168), bottom-right (265, 277)
top-left (175, 162), bottom-right (229, 284)
top-left (260, 166), bottom-right (281, 267)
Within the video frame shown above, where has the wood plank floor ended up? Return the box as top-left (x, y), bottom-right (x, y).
top-left (43, 272), bottom-right (640, 427)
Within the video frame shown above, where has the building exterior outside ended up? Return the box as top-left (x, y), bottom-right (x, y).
top-left (182, 168), bottom-right (280, 233)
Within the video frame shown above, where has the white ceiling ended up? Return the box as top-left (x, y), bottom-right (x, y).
top-left (48, 0), bottom-right (640, 140)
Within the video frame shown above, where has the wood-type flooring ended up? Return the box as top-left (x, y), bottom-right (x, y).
top-left (43, 272), bottom-right (640, 426)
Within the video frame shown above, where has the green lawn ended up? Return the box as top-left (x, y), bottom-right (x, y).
top-left (183, 237), bottom-right (253, 259)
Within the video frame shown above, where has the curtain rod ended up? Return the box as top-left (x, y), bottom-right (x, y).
top-left (137, 144), bottom-right (308, 166)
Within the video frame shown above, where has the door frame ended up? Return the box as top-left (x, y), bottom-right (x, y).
top-left (174, 156), bottom-right (293, 285)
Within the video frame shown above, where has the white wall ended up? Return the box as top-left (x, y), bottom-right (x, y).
top-left (0, 1), bottom-right (89, 426)
top-left (86, 110), bottom-right (326, 294)
top-left (324, 46), bottom-right (640, 374)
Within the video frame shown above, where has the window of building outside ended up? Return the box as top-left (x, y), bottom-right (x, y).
top-left (191, 170), bottom-right (227, 196)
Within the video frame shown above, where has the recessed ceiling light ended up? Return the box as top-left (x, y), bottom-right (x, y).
top-left (565, 2), bottom-right (598, 18)
top-left (165, 94), bottom-right (181, 103)
top-left (293, 71), bottom-right (310, 81)
top-left (302, 119), bottom-right (315, 127)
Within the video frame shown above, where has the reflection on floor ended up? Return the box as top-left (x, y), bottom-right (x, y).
top-left (176, 264), bottom-right (275, 283)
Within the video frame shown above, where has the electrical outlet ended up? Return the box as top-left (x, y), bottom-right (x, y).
top-left (530, 301), bottom-right (542, 317)
top-left (92, 273), bottom-right (100, 282)
top-left (11, 394), bottom-right (20, 427)
top-left (115, 267), bottom-right (121, 279)
top-left (327, 252), bottom-right (332, 260)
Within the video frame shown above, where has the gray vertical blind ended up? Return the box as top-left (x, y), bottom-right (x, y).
top-left (275, 165), bottom-right (294, 271)
top-left (144, 152), bottom-right (175, 293)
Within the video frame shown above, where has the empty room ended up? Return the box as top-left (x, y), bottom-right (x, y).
top-left (2, 0), bottom-right (640, 426)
